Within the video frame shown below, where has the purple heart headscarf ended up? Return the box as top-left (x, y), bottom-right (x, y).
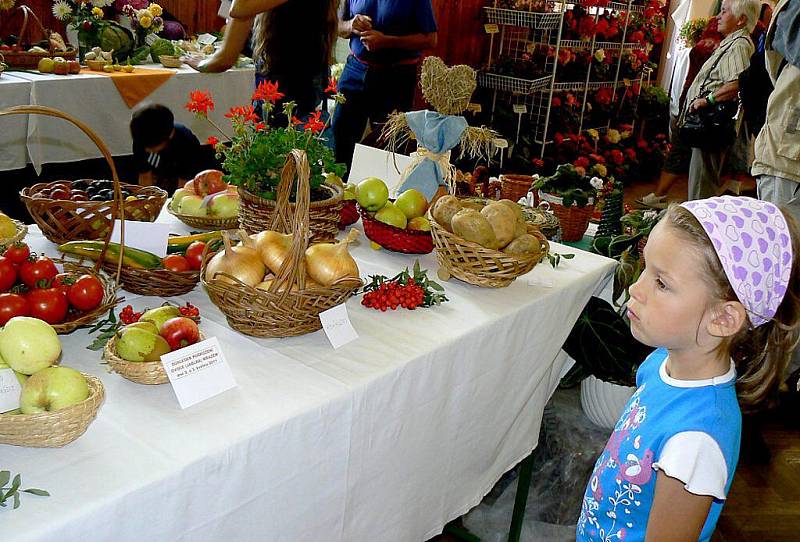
top-left (681, 196), bottom-right (793, 327)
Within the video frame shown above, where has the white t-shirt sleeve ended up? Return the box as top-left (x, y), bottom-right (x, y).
top-left (652, 431), bottom-right (729, 500)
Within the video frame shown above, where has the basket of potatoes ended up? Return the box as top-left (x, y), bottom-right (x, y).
top-left (429, 196), bottom-right (549, 288)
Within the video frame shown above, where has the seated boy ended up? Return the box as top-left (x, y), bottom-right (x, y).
top-left (130, 103), bottom-right (214, 194)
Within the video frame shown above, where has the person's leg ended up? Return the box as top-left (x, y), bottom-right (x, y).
top-left (687, 148), bottom-right (723, 200)
top-left (756, 174), bottom-right (800, 224)
top-left (332, 56), bottom-right (370, 174)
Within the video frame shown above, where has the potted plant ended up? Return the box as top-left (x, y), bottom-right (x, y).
top-left (186, 79), bottom-right (347, 243)
top-left (533, 163), bottom-right (599, 241)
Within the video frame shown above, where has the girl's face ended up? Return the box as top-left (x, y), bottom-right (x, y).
top-left (718, 0), bottom-right (745, 36)
top-left (627, 222), bottom-right (720, 353)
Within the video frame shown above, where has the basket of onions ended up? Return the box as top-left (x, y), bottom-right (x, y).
top-left (201, 150), bottom-right (362, 338)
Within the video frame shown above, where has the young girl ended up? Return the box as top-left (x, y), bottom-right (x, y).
top-left (577, 196), bottom-right (800, 542)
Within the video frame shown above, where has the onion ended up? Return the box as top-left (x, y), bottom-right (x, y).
top-left (305, 229), bottom-right (360, 287)
top-left (205, 231), bottom-right (266, 287)
top-left (254, 230), bottom-right (294, 274)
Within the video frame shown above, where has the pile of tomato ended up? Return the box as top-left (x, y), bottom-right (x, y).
top-left (160, 240), bottom-right (211, 272)
top-left (0, 242), bottom-right (105, 325)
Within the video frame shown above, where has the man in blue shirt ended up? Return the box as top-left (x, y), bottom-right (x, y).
top-left (333, 0), bottom-right (438, 173)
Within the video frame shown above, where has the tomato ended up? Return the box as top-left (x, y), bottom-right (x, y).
top-left (0, 293), bottom-right (29, 325)
top-left (27, 287), bottom-right (68, 324)
top-left (184, 241), bottom-right (207, 270)
top-left (53, 272), bottom-right (77, 297)
top-left (3, 242), bottom-right (30, 265)
top-left (19, 256), bottom-right (58, 288)
top-left (0, 256), bottom-right (17, 292)
top-left (162, 254), bottom-right (190, 272)
top-left (67, 274), bottom-right (104, 311)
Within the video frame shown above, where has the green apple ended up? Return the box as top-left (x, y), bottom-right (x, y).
top-left (139, 305), bottom-right (181, 332)
top-left (207, 192), bottom-right (239, 218)
top-left (356, 177), bottom-right (389, 212)
top-left (343, 183), bottom-right (357, 201)
top-left (37, 57), bottom-right (55, 73)
top-left (171, 188), bottom-right (193, 209)
top-left (116, 327), bottom-right (171, 362)
top-left (0, 317), bottom-right (61, 375)
top-left (124, 321), bottom-right (159, 335)
top-left (407, 216), bottom-right (431, 231)
top-left (395, 189), bottom-right (428, 219)
top-left (178, 194), bottom-right (206, 217)
top-left (20, 366), bottom-right (89, 414)
top-left (375, 202), bottom-right (407, 229)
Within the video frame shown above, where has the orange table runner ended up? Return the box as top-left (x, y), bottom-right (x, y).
top-left (93, 67), bottom-right (176, 108)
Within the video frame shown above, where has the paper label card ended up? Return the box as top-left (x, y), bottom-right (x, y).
top-left (513, 104), bottom-right (528, 114)
top-left (484, 24), bottom-right (499, 34)
top-left (319, 304), bottom-right (358, 349)
top-left (145, 33), bottom-right (159, 46)
top-left (493, 138), bottom-right (509, 149)
top-left (466, 103), bottom-right (482, 113)
top-left (160, 337), bottom-right (237, 409)
top-left (197, 33), bottom-right (218, 45)
top-left (109, 220), bottom-right (171, 258)
top-left (0, 369), bottom-right (22, 414)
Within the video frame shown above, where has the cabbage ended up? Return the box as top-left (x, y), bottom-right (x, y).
top-left (150, 38), bottom-right (176, 63)
top-left (99, 22), bottom-right (134, 62)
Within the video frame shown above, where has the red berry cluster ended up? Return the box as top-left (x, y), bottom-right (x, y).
top-left (119, 304), bottom-right (142, 324)
top-left (362, 279), bottom-right (425, 311)
top-left (178, 302), bottom-right (200, 320)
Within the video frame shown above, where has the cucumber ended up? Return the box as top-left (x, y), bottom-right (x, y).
top-left (167, 231), bottom-right (224, 254)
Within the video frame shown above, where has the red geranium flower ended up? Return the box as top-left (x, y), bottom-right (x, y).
top-left (254, 122), bottom-right (267, 132)
top-left (304, 111), bottom-right (325, 133)
top-left (554, 133), bottom-right (565, 145)
top-left (609, 149), bottom-right (625, 165)
top-left (551, 96), bottom-right (562, 107)
top-left (589, 153), bottom-right (605, 164)
top-left (225, 105), bottom-right (259, 123)
top-left (625, 148), bottom-right (637, 162)
top-left (290, 115), bottom-right (303, 126)
top-left (574, 156), bottom-right (590, 169)
top-left (324, 76), bottom-right (338, 94)
top-left (186, 90), bottom-right (214, 116)
top-left (532, 158), bottom-right (545, 169)
top-left (206, 136), bottom-right (219, 146)
top-left (252, 80), bottom-right (285, 104)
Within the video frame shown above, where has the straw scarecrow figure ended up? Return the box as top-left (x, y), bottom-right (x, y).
top-left (382, 56), bottom-right (500, 202)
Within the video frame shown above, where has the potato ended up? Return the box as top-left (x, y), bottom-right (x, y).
top-left (514, 219), bottom-right (527, 239)
top-left (504, 233), bottom-right (546, 259)
top-left (460, 200), bottom-right (485, 212)
top-left (497, 199), bottom-right (524, 221)
top-left (480, 202), bottom-right (517, 249)
top-left (432, 195), bottom-right (463, 232)
top-left (451, 209), bottom-right (498, 249)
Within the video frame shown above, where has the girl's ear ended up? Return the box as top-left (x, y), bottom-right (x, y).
top-left (707, 301), bottom-right (747, 338)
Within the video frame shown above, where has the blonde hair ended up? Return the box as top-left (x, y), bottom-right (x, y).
top-left (665, 204), bottom-right (800, 412)
top-left (727, 0), bottom-right (761, 33)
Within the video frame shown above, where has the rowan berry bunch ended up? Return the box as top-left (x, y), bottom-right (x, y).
top-left (119, 304), bottom-right (142, 324)
top-left (361, 261), bottom-right (448, 312)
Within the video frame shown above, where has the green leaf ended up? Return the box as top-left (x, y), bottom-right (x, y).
top-left (0, 470), bottom-right (9, 487)
top-left (562, 253), bottom-right (575, 259)
top-left (428, 282), bottom-right (444, 292)
top-left (12, 492), bottom-right (19, 509)
top-left (22, 488), bottom-right (50, 497)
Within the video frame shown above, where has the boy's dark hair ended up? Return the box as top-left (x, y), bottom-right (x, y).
top-left (130, 103), bottom-right (174, 149)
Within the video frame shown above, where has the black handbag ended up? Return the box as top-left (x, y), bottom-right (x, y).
top-left (679, 36), bottom-right (748, 151)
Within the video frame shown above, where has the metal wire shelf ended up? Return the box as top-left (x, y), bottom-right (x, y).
top-left (483, 7), bottom-right (564, 29)
top-left (478, 71), bottom-right (554, 95)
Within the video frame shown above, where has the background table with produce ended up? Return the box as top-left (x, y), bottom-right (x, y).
top-left (1, 196), bottom-right (615, 540)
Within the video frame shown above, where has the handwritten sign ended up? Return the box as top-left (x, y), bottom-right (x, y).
top-left (484, 24), bottom-right (500, 34)
top-left (319, 304), bottom-right (358, 349)
top-left (0, 369), bottom-right (22, 414)
top-left (160, 337), bottom-right (237, 409)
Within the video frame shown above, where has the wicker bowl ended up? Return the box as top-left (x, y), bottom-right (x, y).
top-left (51, 257), bottom-right (121, 334)
top-left (460, 197), bottom-right (560, 240)
top-left (101, 263), bottom-right (200, 297)
top-left (102, 332), bottom-right (206, 385)
top-left (0, 374), bottom-right (104, 448)
top-left (500, 174), bottom-right (535, 203)
top-left (358, 205), bottom-right (433, 254)
top-left (538, 191), bottom-right (594, 242)
top-left (167, 203), bottom-right (239, 231)
top-left (159, 55), bottom-right (183, 68)
top-left (85, 59), bottom-right (110, 71)
top-left (339, 199), bottom-right (359, 229)
top-left (0, 219), bottom-right (28, 247)
top-left (21, 181), bottom-right (167, 244)
top-left (428, 212), bottom-right (549, 288)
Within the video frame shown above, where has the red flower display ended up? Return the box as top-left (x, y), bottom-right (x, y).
top-left (225, 105), bottom-right (259, 123)
top-left (252, 80), bottom-right (285, 104)
top-left (185, 90), bottom-right (214, 116)
top-left (206, 136), bottom-right (219, 146)
top-left (304, 111), bottom-right (325, 134)
top-left (324, 76), bottom-right (338, 94)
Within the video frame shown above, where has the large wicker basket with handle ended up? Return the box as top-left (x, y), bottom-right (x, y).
top-left (1, 6), bottom-right (77, 69)
top-left (203, 150), bottom-right (361, 337)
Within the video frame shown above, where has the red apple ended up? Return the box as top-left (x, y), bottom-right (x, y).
top-left (183, 179), bottom-right (196, 194)
top-left (68, 60), bottom-right (81, 74)
top-left (193, 169), bottom-right (226, 196)
top-left (159, 317), bottom-right (200, 351)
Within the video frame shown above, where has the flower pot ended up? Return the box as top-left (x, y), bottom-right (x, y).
top-left (238, 183), bottom-right (343, 243)
top-left (580, 375), bottom-right (635, 429)
top-left (538, 190), bottom-right (594, 242)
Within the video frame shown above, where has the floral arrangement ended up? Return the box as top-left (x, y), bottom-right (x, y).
top-left (678, 17), bottom-right (710, 49)
top-left (533, 163), bottom-right (600, 207)
top-left (0, 0), bottom-right (15, 11)
top-left (119, 1), bottom-right (164, 45)
top-left (52, 0), bottom-right (112, 34)
top-left (186, 79), bottom-right (346, 200)
top-left (628, 0), bottom-right (667, 48)
top-left (495, 0), bottom-right (553, 12)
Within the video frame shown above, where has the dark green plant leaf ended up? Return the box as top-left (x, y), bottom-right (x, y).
top-left (0, 471), bottom-right (9, 487)
top-left (21, 489), bottom-right (50, 497)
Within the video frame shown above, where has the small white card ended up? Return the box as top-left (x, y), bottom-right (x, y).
top-left (319, 304), bottom-right (358, 349)
top-left (197, 33), bottom-right (218, 46)
top-left (110, 220), bottom-right (171, 258)
top-left (513, 104), bottom-right (528, 114)
top-left (160, 337), bottom-right (237, 409)
top-left (484, 23), bottom-right (499, 34)
top-left (466, 103), bottom-right (482, 113)
top-left (0, 369), bottom-right (22, 414)
top-left (145, 33), bottom-right (159, 46)
top-left (493, 138), bottom-right (509, 149)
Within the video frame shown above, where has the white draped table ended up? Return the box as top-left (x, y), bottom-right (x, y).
top-left (0, 65), bottom-right (254, 173)
top-left (0, 73), bottom-right (33, 171)
top-left (1, 210), bottom-right (615, 542)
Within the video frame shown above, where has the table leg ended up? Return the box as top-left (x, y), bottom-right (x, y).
top-left (507, 451), bottom-right (535, 542)
top-left (444, 520), bottom-right (482, 542)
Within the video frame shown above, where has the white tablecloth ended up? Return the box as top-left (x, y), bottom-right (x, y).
top-left (0, 73), bottom-right (33, 171)
top-left (1, 65), bottom-right (254, 173)
top-left (1, 212), bottom-right (615, 542)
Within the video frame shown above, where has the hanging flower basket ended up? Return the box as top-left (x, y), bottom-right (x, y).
top-left (539, 190), bottom-right (594, 242)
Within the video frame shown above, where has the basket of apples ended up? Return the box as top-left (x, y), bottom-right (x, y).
top-left (100, 303), bottom-right (203, 385)
top-left (0, 317), bottom-right (105, 448)
top-left (0, 241), bottom-right (120, 334)
top-left (356, 177), bottom-right (433, 254)
top-left (0, 210), bottom-right (27, 247)
top-left (168, 170), bottom-right (240, 230)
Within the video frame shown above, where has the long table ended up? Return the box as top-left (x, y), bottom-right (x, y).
top-left (0, 73), bottom-right (33, 171)
top-left (0, 65), bottom-right (255, 173)
top-left (1, 211), bottom-right (615, 541)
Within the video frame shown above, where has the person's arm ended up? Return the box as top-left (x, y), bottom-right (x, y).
top-left (184, 16), bottom-right (254, 73)
top-left (228, 0), bottom-right (288, 19)
top-left (138, 171), bottom-right (156, 187)
top-left (339, 14), bottom-right (373, 39)
top-left (644, 472), bottom-right (713, 541)
top-left (689, 80), bottom-right (739, 111)
top-left (358, 31), bottom-right (437, 52)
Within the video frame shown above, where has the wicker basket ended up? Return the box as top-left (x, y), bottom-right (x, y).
top-left (460, 197), bottom-right (560, 240)
top-left (238, 182), bottom-right (343, 244)
top-left (203, 150), bottom-right (361, 338)
top-left (1, 6), bottom-right (77, 69)
top-left (50, 257), bottom-right (121, 334)
top-left (85, 59), bottom-right (110, 71)
top-left (500, 174), bottom-right (536, 203)
top-left (102, 331), bottom-right (206, 385)
top-left (339, 199), bottom-right (359, 229)
top-left (159, 55), bottom-right (183, 68)
top-left (101, 263), bottom-right (200, 297)
top-left (167, 204), bottom-right (239, 231)
top-left (0, 220), bottom-right (28, 247)
top-left (0, 374), bottom-right (104, 448)
top-left (21, 181), bottom-right (166, 245)
top-left (359, 205), bottom-right (433, 254)
top-left (429, 213), bottom-right (549, 288)
top-left (538, 191), bottom-right (594, 242)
